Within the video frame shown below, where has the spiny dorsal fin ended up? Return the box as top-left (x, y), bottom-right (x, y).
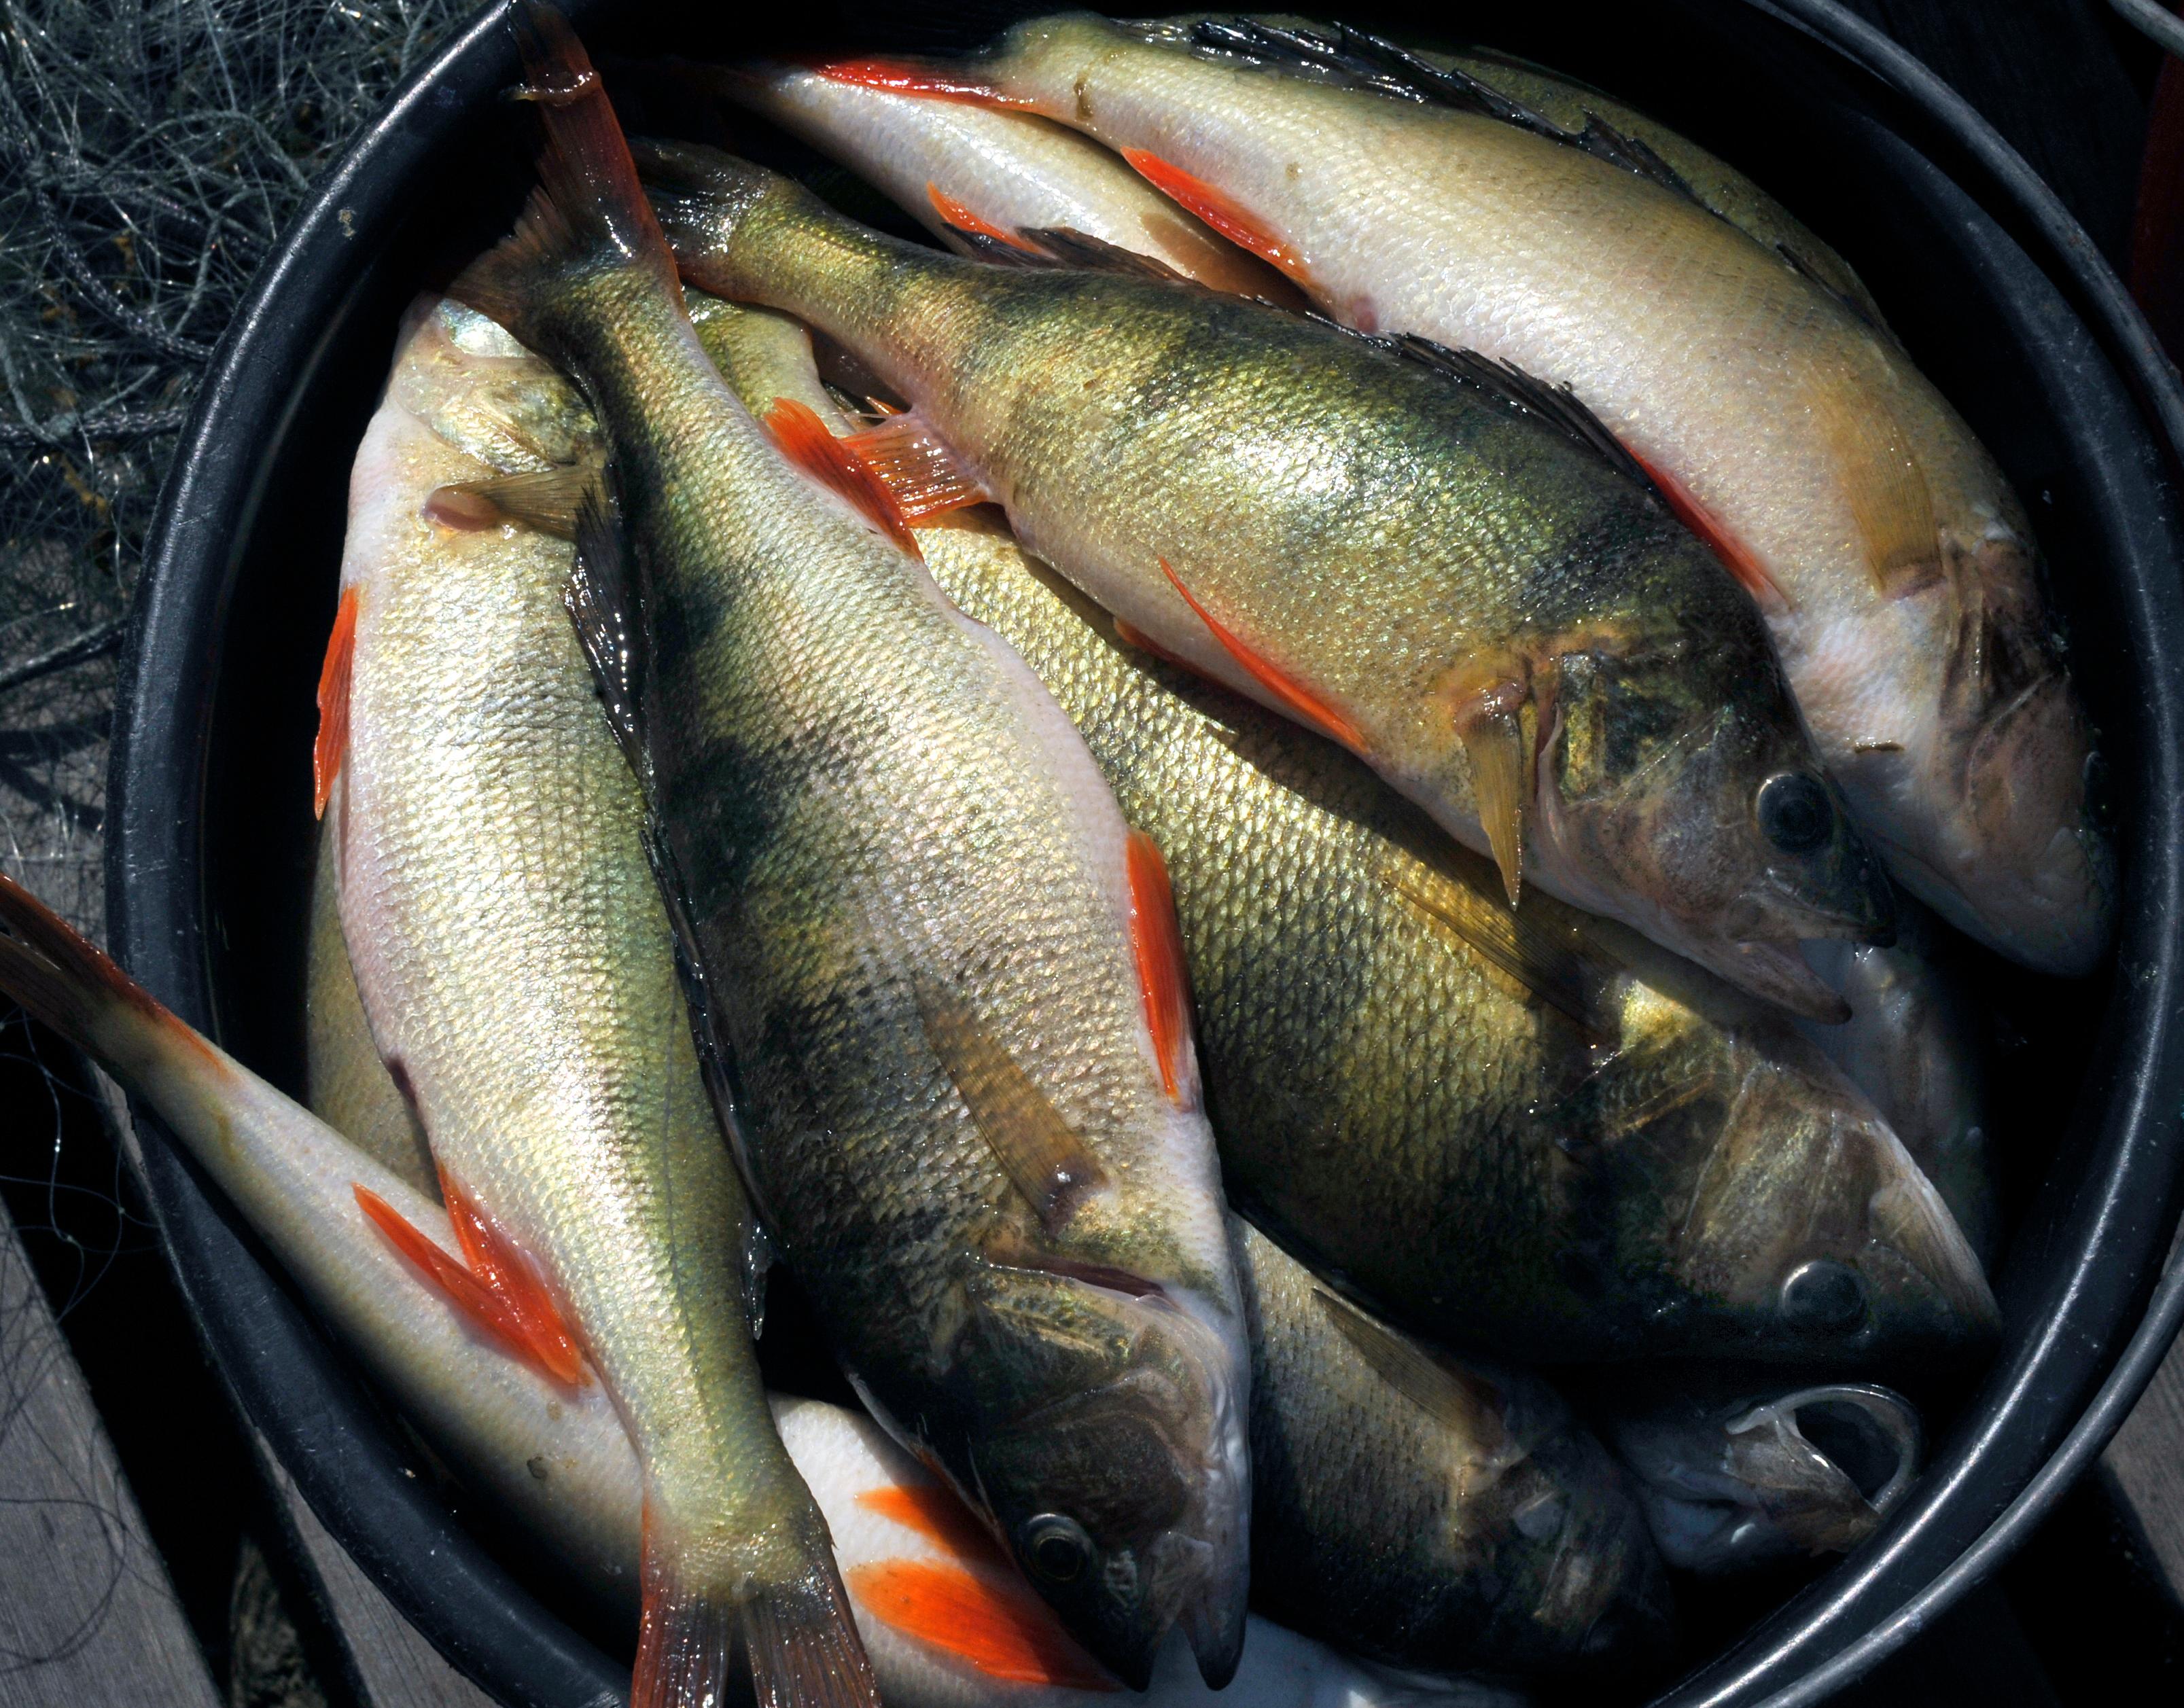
top-left (1311, 1285), bottom-right (1512, 1451)
top-left (564, 483), bottom-right (648, 775)
top-left (1188, 18), bottom-right (1699, 207)
top-left (916, 981), bottom-right (1111, 1232)
top-left (1375, 333), bottom-right (1661, 496)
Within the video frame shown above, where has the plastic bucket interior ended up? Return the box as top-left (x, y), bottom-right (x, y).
top-left (105, 3), bottom-right (2184, 1705)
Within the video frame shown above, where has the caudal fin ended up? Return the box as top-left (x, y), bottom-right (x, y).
top-left (637, 1512), bottom-right (880, 1708)
top-left (453, 5), bottom-right (678, 351)
top-left (0, 872), bottom-right (215, 1075)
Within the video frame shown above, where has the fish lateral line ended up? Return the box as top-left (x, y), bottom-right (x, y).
top-left (1125, 830), bottom-right (1199, 1109)
top-left (313, 586), bottom-right (360, 820)
top-left (1120, 147), bottom-right (1309, 283)
top-left (762, 395), bottom-right (924, 557)
top-left (1157, 557), bottom-right (1367, 753)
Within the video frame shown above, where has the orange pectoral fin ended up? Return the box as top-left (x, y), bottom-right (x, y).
top-left (436, 1172), bottom-right (589, 1388)
top-left (354, 1186), bottom-right (581, 1385)
top-left (1628, 450), bottom-right (1792, 614)
top-left (313, 588), bottom-right (360, 820)
top-left (839, 413), bottom-right (996, 522)
top-left (845, 1561), bottom-right (1119, 1691)
top-left (764, 397), bottom-right (923, 558)
top-left (1120, 149), bottom-right (1307, 284)
top-left (926, 183), bottom-right (1040, 253)
top-left (1125, 830), bottom-right (1197, 1109)
top-left (1157, 558), bottom-right (1365, 752)
top-left (807, 58), bottom-right (1034, 110)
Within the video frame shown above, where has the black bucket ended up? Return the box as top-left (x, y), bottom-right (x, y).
top-left (105, 3), bottom-right (2184, 1704)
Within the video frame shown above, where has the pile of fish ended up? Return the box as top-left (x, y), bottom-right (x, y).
top-left (0, 8), bottom-right (2112, 1707)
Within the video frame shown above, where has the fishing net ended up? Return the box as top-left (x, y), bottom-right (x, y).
top-left (0, 3), bottom-right (468, 1695)
top-left (0, 0), bottom-right (468, 935)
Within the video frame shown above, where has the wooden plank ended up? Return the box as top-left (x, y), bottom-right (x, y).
top-left (2101, 1311), bottom-right (2184, 1601)
top-left (255, 1440), bottom-right (500, 1708)
top-left (0, 1197), bottom-right (221, 1708)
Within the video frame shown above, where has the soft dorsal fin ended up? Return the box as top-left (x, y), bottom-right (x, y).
top-left (1311, 1285), bottom-right (1512, 1451)
top-left (916, 981), bottom-right (1111, 1232)
top-left (844, 1560), bottom-right (1119, 1690)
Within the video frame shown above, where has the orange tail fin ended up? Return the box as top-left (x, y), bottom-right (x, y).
top-left (1121, 149), bottom-right (1308, 285)
top-left (845, 1560), bottom-right (1118, 1690)
top-left (1125, 831), bottom-right (1198, 1109)
top-left (1157, 557), bottom-right (1366, 752)
top-left (313, 587), bottom-right (360, 819)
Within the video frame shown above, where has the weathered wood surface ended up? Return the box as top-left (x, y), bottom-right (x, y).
top-left (0, 1196), bottom-right (220, 1708)
top-left (2102, 1309), bottom-right (2184, 1600)
top-left (255, 1438), bottom-right (501, 1708)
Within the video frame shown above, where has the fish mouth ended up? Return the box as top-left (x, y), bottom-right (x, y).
top-left (1867, 1159), bottom-right (2000, 1340)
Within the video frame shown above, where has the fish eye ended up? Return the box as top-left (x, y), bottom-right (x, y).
top-left (1021, 1513), bottom-right (1093, 1583)
top-left (1780, 1259), bottom-right (1867, 1331)
top-left (1756, 772), bottom-right (1833, 855)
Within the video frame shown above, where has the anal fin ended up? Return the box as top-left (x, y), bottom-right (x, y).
top-left (916, 982), bottom-right (1110, 1232)
top-left (762, 397), bottom-right (921, 558)
top-left (1125, 830), bottom-right (1198, 1109)
top-left (438, 1169), bottom-right (588, 1388)
top-left (837, 413), bottom-right (995, 522)
top-left (926, 183), bottom-right (1040, 253)
top-left (313, 588), bottom-right (360, 821)
top-left (1157, 558), bottom-right (1364, 753)
top-left (845, 1560), bottom-right (1117, 1691)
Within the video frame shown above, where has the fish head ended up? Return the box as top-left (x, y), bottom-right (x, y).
top-left (1884, 527), bottom-right (2115, 975)
top-left (953, 1258), bottom-right (1250, 1689)
top-left (1642, 1044), bottom-right (1999, 1364)
top-left (1534, 637), bottom-right (1895, 1021)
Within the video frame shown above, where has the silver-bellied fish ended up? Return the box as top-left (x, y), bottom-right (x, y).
top-left (634, 140), bottom-right (1895, 1022)
top-left (863, 12), bottom-right (2110, 977)
top-left (450, 14), bottom-right (1250, 1688)
top-left (681, 291), bottom-right (1994, 1371)
top-left (318, 287), bottom-right (874, 1708)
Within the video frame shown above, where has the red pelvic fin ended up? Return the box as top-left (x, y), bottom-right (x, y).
top-left (856, 1483), bottom-right (1011, 1570)
top-left (437, 1170), bottom-right (588, 1388)
top-left (1125, 830), bottom-right (1197, 1109)
top-left (926, 182), bottom-right (1040, 252)
top-left (807, 57), bottom-right (1030, 110)
top-left (845, 1560), bottom-right (1119, 1690)
top-left (839, 414), bottom-right (995, 522)
top-left (353, 1185), bottom-right (578, 1383)
top-left (313, 587), bottom-right (360, 820)
top-left (1629, 450), bottom-right (1792, 614)
top-left (1157, 558), bottom-right (1365, 751)
top-left (1121, 149), bottom-right (1307, 283)
top-left (764, 397), bottom-right (923, 558)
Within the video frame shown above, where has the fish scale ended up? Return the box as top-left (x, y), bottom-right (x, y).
top-left (681, 292), bottom-right (1994, 1371)
top-left (639, 141), bottom-right (1896, 1024)
top-left (448, 20), bottom-right (1252, 1690)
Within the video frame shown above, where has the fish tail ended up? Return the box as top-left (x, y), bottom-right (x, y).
top-left (452, 4), bottom-right (678, 351)
top-left (0, 872), bottom-right (219, 1085)
top-left (635, 1504), bottom-right (881, 1708)
top-left (628, 139), bottom-right (794, 290)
